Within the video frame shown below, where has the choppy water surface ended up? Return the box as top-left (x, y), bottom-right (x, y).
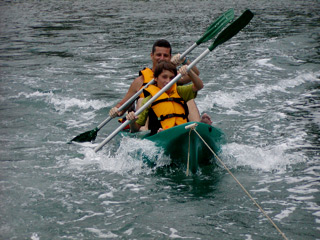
top-left (0, 0), bottom-right (319, 239)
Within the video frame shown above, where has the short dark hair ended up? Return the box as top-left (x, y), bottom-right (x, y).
top-left (152, 39), bottom-right (172, 55)
top-left (154, 60), bottom-right (177, 78)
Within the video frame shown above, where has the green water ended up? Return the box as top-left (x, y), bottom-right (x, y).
top-left (0, 0), bottom-right (319, 239)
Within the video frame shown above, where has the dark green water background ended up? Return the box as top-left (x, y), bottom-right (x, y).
top-left (0, 0), bottom-right (319, 239)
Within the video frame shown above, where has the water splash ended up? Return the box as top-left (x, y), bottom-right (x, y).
top-left (220, 142), bottom-right (306, 172)
top-left (70, 136), bottom-right (172, 175)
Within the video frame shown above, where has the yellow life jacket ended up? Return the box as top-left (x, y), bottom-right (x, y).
top-left (145, 84), bottom-right (188, 134)
top-left (139, 68), bottom-right (154, 98)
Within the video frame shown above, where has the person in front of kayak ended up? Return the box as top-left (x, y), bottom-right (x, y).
top-left (109, 39), bottom-right (202, 122)
top-left (126, 60), bottom-right (203, 135)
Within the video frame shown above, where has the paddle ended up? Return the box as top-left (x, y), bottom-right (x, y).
top-left (69, 9), bottom-right (234, 143)
top-left (94, 9), bottom-right (254, 152)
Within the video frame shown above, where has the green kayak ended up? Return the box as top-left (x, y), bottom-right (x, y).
top-left (141, 122), bottom-right (225, 173)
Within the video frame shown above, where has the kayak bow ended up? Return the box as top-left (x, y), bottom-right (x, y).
top-left (142, 122), bottom-right (225, 173)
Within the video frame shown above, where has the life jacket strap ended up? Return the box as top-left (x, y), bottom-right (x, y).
top-left (152, 97), bottom-right (185, 107)
top-left (158, 113), bottom-right (188, 121)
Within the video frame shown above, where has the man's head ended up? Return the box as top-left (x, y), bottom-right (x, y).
top-left (151, 39), bottom-right (172, 70)
top-left (152, 39), bottom-right (172, 55)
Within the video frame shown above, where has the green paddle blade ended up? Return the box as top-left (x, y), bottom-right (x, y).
top-left (70, 127), bottom-right (99, 143)
top-left (196, 9), bottom-right (234, 45)
top-left (209, 9), bottom-right (254, 51)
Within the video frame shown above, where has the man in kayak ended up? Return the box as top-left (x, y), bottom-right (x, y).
top-left (109, 39), bottom-right (203, 122)
top-left (126, 60), bottom-right (204, 135)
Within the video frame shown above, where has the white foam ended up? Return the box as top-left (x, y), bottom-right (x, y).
top-left (69, 136), bottom-right (171, 175)
top-left (287, 183), bottom-right (319, 195)
top-left (30, 233), bottom-right (40, 240)
top-left (274, 206), bottom-right (297, 221)
top-left (255, 58), bottom-right (284, 70)
top-left (98, 191), bottom-right (114, 199)
top-left (17, 90), bottom-right (54, 99)
top-left (220, 142), bottom-right (305, 172)
top-left (49, 96), bottom-right (112, 113)
top-left (15, 90), bottom-right (114, 113)
top-left (198, 71), bottom-right (320, 111)
top-left (168, 228), bottom-right (191, 239)
top-left (85, 228), bottom-right (118, 238)
top-left (124, 228), bottom-right (134, 236)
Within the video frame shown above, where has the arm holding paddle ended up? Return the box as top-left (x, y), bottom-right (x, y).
top-left (171, 54), bottom-right (200, 85)
top-left (171, 53), bottom-right (200, 75)
top-left (109, 75), bottom-right (144, 117)
top-left (179, 65), bottom-right (203, 91)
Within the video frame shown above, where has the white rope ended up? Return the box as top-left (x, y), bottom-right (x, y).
top-left (186, 129), bottom-right (191, 176)
top-left (192, 128), bottom-right (288, 240)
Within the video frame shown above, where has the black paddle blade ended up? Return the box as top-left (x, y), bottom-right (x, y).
top-left (70, 128), bottom-right (98, 143)
top-left (209, 9), bottom-right (254, 51)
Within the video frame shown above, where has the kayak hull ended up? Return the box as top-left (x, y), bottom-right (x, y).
top-left (142, 122), bottom-right (225, 173)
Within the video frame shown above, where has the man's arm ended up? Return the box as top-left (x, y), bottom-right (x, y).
top-left (116, 75), bottom-right (144, 107)
top-left (172, 54), bottom-right (200, 85)
top-left (109, 75), bottom-right (144, 117)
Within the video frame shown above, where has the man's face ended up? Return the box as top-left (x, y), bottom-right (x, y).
top-left (151, 47), bottom-right (171, 66)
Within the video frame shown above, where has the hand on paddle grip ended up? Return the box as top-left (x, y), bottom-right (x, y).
top-left (126, 111), bottom-right (138, 122)
top-left (178, 65), bottom-right (189, 77)
top-left (171, 53), bottom-right (185, 66)
top-left (109, 107), bottom-right (120, 118)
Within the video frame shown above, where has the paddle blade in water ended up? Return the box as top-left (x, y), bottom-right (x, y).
top-left (209, 9), bottom-right (254, 51)
top-left (70, 128), bottom-right (98, 142)
top-left (196, 9), bottom-right (234, 45)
